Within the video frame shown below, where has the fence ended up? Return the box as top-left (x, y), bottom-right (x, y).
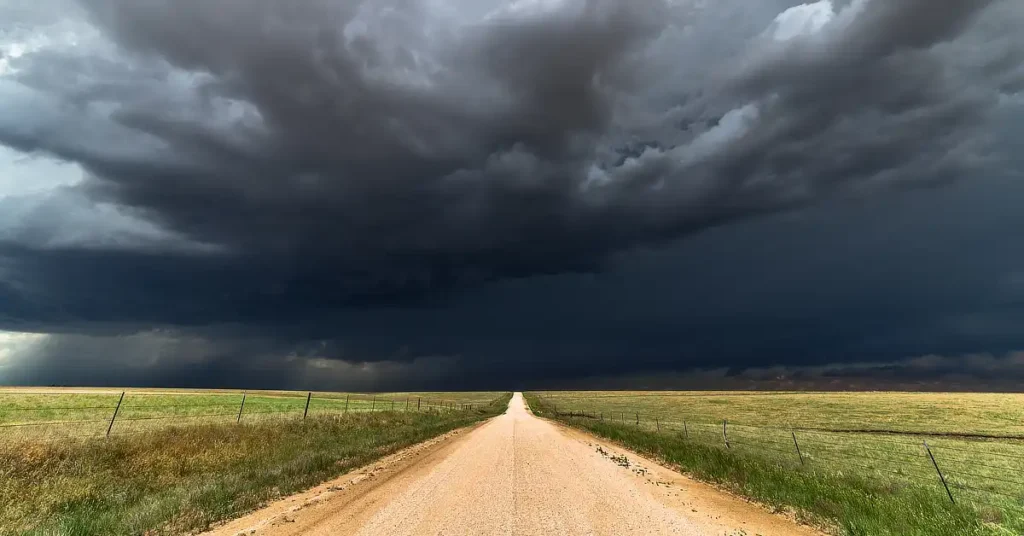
top-left (532, 397), bottom-right (1024, 523)
top-left (0, 389), bottom-right (495, 441)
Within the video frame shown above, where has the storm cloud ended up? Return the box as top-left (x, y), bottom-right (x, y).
top-left (1, 0), bottom-right (1023, 388)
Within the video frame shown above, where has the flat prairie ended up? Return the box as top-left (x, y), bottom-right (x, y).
top-left (0, 388), bottom-right (510, 535)
top-left (527, 391), bottom-right (1024, 535)
top-left (0, 387), bottom-right (504, 440)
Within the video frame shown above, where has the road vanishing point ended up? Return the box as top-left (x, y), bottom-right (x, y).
top-left (207, 393), bottom-right (819, 536)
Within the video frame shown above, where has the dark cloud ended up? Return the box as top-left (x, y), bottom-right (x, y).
top-left (0, 0), bottom-right (1023, 387)
top-left (550, 351), bottom-right (1024, 392)
top-left (0, 330), bottom-right (462, 391)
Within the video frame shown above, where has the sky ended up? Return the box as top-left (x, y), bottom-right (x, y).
top-left (1, 0), bottom-right (1023, 391)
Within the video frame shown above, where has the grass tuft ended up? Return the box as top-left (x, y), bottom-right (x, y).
top-left (1, 393), bottom-right (511, 536)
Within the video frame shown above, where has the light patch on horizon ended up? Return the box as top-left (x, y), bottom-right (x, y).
top-left (0, 331), bottom-right (45, 365)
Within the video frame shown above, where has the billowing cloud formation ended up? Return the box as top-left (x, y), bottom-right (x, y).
top-left (0, 0), bottom-right (1023, 386)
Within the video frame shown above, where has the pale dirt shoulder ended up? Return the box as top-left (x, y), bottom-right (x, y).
top-left (523, 394), bottom-right (827, 536)
top-left (198, 423), bottom-right (486, 536)
top-left (204, 395), bottom-right (825, 536)
top-left (552, 423), bottom-right (827, 536)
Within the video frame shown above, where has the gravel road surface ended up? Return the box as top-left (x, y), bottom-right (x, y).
top-left (206, 393), bottom-right (820, 536)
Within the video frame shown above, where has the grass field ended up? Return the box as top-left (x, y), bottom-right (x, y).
top-left (525, 391), bottom-right (1024, 536)
top-left (0, 387), bottom-right (503, 441)
top-left (0, 389), bottom-right (511, 535)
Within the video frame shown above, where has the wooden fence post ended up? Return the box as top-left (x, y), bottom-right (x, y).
top-left (418, 397), bottom-right (421, 410)
top-left (406, 397), bottom-right (410, 411)
top-left (303, 392), bottom-right (312, 419)
top-left (371, 395), bottom-right (376, 412)
top-left (635, 413), bottom-right (639, 425)
top-left (792, 431), bottom-right (804, 465)
top-left (236, 391), bottom-right (247, 423)
top-left (656, 418), bottom-right (660, 432)
top-left (683, 420), bottom-right (688, 439)
top-left (106, 391), bottom-right (125, 437)
top-left (344, 394), bottom-right (349, 413)
top-left (924, 441), bottom-right (955, 504)
top-left (723, 420), bottom-right (730, 448)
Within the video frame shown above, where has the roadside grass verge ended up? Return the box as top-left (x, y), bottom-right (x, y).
top-left (524, 392), bottom-right (1001, 536)
top-left (1, 392), bottom-right (511, 536)
top-left (0, 388), bottom-right (504, 441)
top-left (527, 391), bottom-right (1024, 437)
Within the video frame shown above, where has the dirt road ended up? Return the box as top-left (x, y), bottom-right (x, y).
top-left (207, 393), bottom-right (821, 536)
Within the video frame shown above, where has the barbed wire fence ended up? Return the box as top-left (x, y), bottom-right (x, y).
top-left (531, 396), bottom-right (1024, 522)
top-left (0, 390), bottom-right (497, 442)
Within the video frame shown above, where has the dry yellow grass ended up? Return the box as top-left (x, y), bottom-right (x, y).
top-left (532, 391), bottom-right (1024, 436)
top-left (528, 391), bottom-right (1024, 535)
top-left (0, 391), bottom-right (512, 535)
top-left (0, 387), bottom-right (503, 442)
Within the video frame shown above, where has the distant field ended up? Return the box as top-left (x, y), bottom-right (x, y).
top-left (0, 387), bottom-right (503, 441)
top-left (532, 390), bottom-right (1024, 436)
top-left (527, 391), bottom-right (1024, 536)
top-left (0, 388), bottom-right (511, 535)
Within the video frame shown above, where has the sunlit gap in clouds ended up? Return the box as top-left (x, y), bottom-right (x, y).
top-left (0, 330), bottom-right (46, 367)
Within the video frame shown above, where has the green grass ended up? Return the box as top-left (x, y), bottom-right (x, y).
top-left (0, 388), bottom-right (503, 441)
top-left (525, 391), bottom-right (1024, 536)
top-left (0, 390), bottom-right (511, 535)
top-left (528, 391), bottom-right (1024, 436)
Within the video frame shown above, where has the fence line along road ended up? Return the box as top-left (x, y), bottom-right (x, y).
top-left (531, 396), bottom-right (1024, 520)
top-left (0, 390), bottom-right (500, 441)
